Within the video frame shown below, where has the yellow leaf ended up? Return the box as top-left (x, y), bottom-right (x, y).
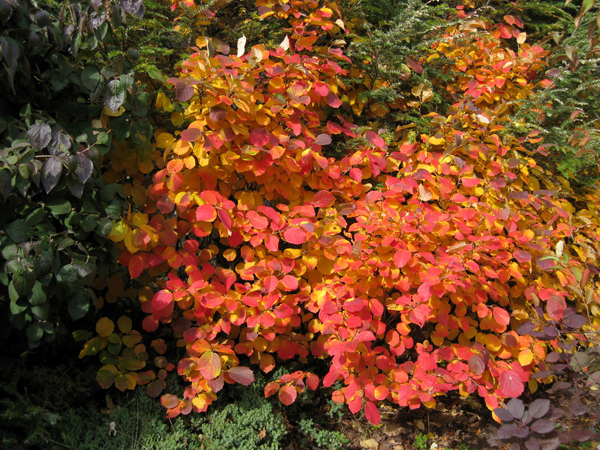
top-left (429, 134), bottom-right (445, 146)
top-left (528, 379), bottom-right (538, 394)
top-left (156, 133), bottom-right (176, 149)
top-left (96, 318), bottom-right (115, 338)
top-left (102, 105), bottom-right (126, 117)
top-left (518, 348), bottom-right (534, 366)
top-left (317, 258), bottom-right (335, 275)
top-left (156, 92), bottom-right (174, 112)
top-left (117, 316), bottom-right (132, 334)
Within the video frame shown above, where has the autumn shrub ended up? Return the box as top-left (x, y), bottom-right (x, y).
top-left (76, 0), bottom-right (600, 429)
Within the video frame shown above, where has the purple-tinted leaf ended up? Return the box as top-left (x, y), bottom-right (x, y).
top-left (525, 436), bottom-right (541, 450)
top-left (549, 408), bottom-right (564, 421)
top-left (548, 381), bottom-right (571, 393)
top-left (568, 401), bottom-right (589, 416)
top-left (537, 258), bottom-right (556, 270)
top-left (497, 424), bottom-right (527, 439)
top-left (559, 431), bottom-right (574, 444)
top-left (75, 154), bottom-right (93, 183)
top-left (508, 398), bottom-right (525, 420)
top-left (528, 399), bottom-right (551, 419)
top-left (120, 0), bottom-right (144, 19)
top-left (180, 128), bottom-right (202, 142)
top-left (532, 370), bottom-right (554, 380)
top-left (563, 314), bottom-right (588, 329)
top-left (48, 131), bottom-right (72, 155)
top-left (570, 352), bottom-right (591, 371)
top-left (27, 122), bottom-right (52, 149)
top-left (468, 353), bottom-right (486, 376)
top-left (573, 428), bottom-right (593, 442)
top-left (538, 435), bottom-right (561, 450)
top-left (546, 352), bottom-right (561, 363)
top-left (42, 156), bottom-right (63, 193)
top-left (68, 178), bottom-right (84, 198)
top-left (509, 444), bottom-right (521, 450)
top-left (494, 407), bottom-right (515, 422)
top-left (531, 419), bottom-right (556, 434)
top-left (542, 326), bottom-right (558, 338)
top-left (517, 322), bottom-right (536, 335)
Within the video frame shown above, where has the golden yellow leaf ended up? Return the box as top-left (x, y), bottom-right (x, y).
top-left (96, 318), bottom-right (115, 338)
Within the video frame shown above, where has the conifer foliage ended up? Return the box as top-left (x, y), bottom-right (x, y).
top-left (71, 0), bottom-right (600, 427)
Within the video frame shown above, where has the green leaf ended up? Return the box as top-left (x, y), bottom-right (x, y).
top-left (6, 220), bottom-right (27, 243)
top-left (0, 168), bottom-right (12, 200)
top-left (28, 281), bottom-right (47, 306)
top-left (81, 65), bottom-right (103, 92)
top-left (95, 217), bottom-right (113, 237)
top-left (104, 79), bottom-right (126, 112)
top-left (73, 330), bottom-right (93, 342)
top-left (24, 208), bottom-right (44, 226)
top-left (31, 302), bottom-right (50, 320)
top-left (57, 237), bottom-right (75, 251)
top-left (26, 323), bottom-right (43, 342)
top-left (68, 289), bottom-right (90, 320)
top-left (100, 350), bottom-right (120, 366)
top-left (57, 264), bottom-right (79, 284)
top-left (13, 271), bottom-right (35, 296)
top-left (2, 244), bottom-right (20, 260)
top-left (46, 198), bottom-right (72, 216)
top-left (148, 67), bottom-right (166, 83)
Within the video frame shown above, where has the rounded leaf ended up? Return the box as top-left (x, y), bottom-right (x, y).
top-left (96, 317), bottom-right (115, 337)
top-left (228, 366), bottom-right (255, 386)
top-left (279, 384), bottom-right (297, 405)
top-left (499, 371), bottom-right (525, 398)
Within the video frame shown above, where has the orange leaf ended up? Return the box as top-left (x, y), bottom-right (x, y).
top-left (279, 384), bottom-right (297, 405)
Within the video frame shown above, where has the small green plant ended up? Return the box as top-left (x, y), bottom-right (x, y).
top-left (414, 432), bottom-right (428, 450)
top-left (298, 418), bottom-right (350, 450)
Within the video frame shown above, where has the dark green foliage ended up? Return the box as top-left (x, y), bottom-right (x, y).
top-left (193, 374), bottom-right (288, 450)
top-left (0, 0), bottom-right (146, 349)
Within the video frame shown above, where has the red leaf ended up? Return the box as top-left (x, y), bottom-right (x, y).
top-left (499, 371), bottom-right (525, 398)
top-left (313, 190), bottom-right (334, 208)
top-left (265, 235), bottom-right (279, 251)
top-left (196, 204), bottom-right (217, 222)
top-left (493, 307), bottom-right (511, 326)
top-left (283, 227), bottom-right (307, 245)
top-left (315, 134), bottom-right (332, 146)
top-left (250, 129), bottom-right (270, 147)
top-left (228, 366), bottom-right (255, 386)
top-left (146, 379), bottom-right (165, 398)
top-left (406, 57), bottom-right (423, 74)
top-left (547, 296), bottom-right (566, 321)
top-left (365, 131), bottom-right (386, 149)
top-left (218, 209), bottom-right (232, 231)
top-left (326, 92), bottom-right (342, 108)
top-left (198, 351), bottom-right (221, 380)
top-left (343, 298), bottom-right (364, 312)
top-left (152, 290), bottom-right (173, 310)
top-left (514, 250), bottom-right (531, 263)
top-left (264, 275), bottom-right (279, 293)
top-left (180, 128), bottom-right (202, 142)
top-left (313, 81), bottom-right (330, 96)
top-left (348, 394), bottom-right (362, 414)
top-left (161, 393), bottom-right (180, 409)
top-left (364, 401), bottom-right (381, 425)
top-left (306, 373), bottom-right (319, 391)
top-left (129, 254), bottom-right (145, 279)
top-left (280, 275), bottom-right (298, 291)
top-left (279, 385), bottom-right (297, 405)
top-left (393, 250), bottom-right (411, 268)
top-left (142, 316), bottom-right (160, 332)
top-left (468, 354), bottom-right (486, 376)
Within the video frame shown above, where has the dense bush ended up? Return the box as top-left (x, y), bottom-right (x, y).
top-left (2, 0), bottom-right (600, 447)
top-left (72, 0), bottom-right (600, 431)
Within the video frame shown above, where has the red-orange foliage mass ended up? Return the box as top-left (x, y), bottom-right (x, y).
top-left (82, 0), bottom-right (600, 426)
